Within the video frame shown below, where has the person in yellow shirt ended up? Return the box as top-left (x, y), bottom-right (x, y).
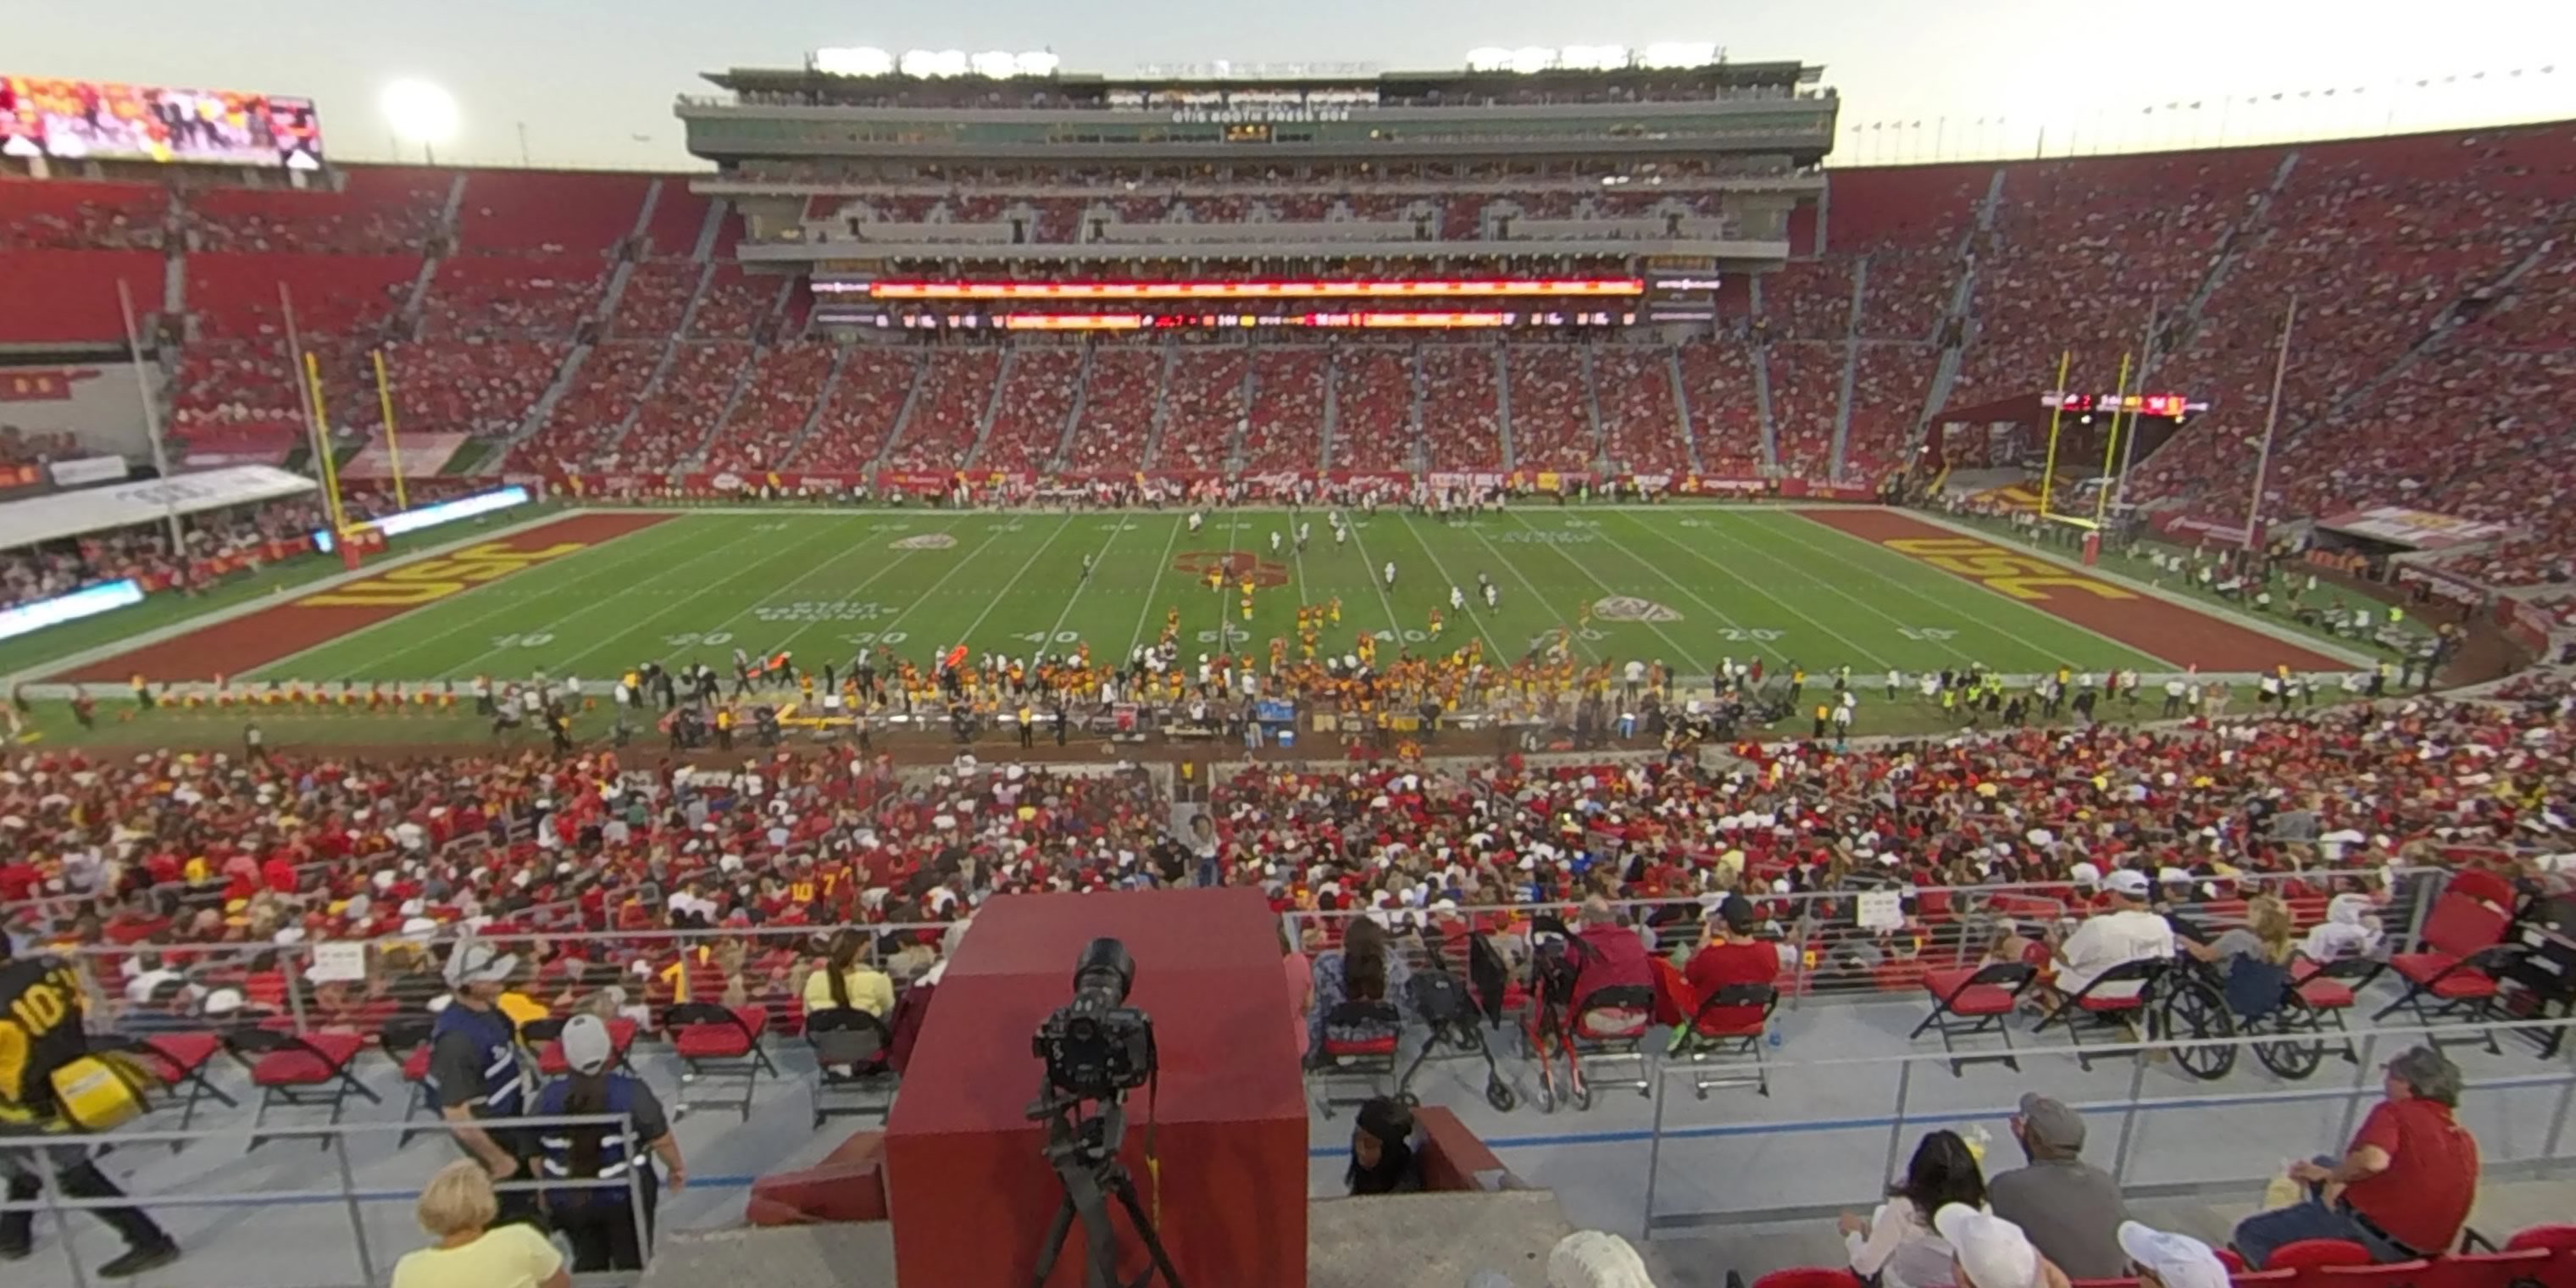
top-left (801, 930), bottom-right (895, 1017)
top-left (390, 1161), bottom-right (569, 1288)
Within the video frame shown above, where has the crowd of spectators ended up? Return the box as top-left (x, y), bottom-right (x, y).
top-left (508, 342), bottom-right (664, 474)
top-left (788, 351), bottom-right (919, 472)
top-left (1241, 350), bottom-right (1330, 471)
top-left (699, 341), bottom-right (837, 474)
top-left (610, 342), bottom-right (753, 469)
top-left (1420, 345), bottom-right (1505, 469)
top-left (1055, 343), bottom-right (1165, 475)
top-left (882, 347), bottom-right (1006, 471)
top-left (378, 339), bottom-right (567, 441)
top-left (1152, 348), bottom-right (1252, 473)
top-left (11, 680), bottom-right (2568, 1037)
top-left (0, 180), bottom-right (166, 251)
top-left (1507, 345), bottom-right (1602, 471)
top-left (0, 491), bottom-right (397, 609)
top-left (1766, 341), bottom-right (1843, 480)
top-left (1594, 347), bottom-right (1690, 474)
top-left (1676, 339), bottom-right (1763, 476)
top-left (973, 347), bottom-right (1086, 471)
top-left (1327, 346), bottom-right (1421, 472)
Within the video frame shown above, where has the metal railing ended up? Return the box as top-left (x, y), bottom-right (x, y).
top-left (1280, 866), bottom-right (2445, 1005)
top-left (1, 1113), bottom-right (652, 1288)
top-left (1638, 1016), bottom-right (2576, 1240)
top-left (42, 859), bottom-right (2496, 1043)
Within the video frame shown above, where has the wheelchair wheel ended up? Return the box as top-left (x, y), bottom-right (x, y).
top-left (1485, 1074), bottom-right (1518, 1113)
top-left (1573, 1082), bottom-right (1594, 1112)
top-left (2162, 980), bottom-right (2236, 1081)
top-left (2252, 997), bottom-right (2327, 1080)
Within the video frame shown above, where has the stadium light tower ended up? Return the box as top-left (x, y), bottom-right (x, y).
top-left (381, 78), bottom-right (459, 164)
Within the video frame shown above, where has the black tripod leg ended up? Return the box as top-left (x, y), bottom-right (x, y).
top-left (1066, 1164), bottom-right (1130, 1288)
top-left (1104, 1170), bottom-right (1186, 1288)
top-left (1029, 1192), bottom-right (1081, 1288)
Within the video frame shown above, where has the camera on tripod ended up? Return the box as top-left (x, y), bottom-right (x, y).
top-left (1032, 937), bottom-right (1157, 1102)
top-left (1026, 939), bottom-right (1184, 1288)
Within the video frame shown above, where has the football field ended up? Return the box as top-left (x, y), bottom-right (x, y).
top-left (58, 504), bottom-right (2364, 694)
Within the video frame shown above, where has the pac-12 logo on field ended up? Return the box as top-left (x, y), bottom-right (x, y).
top-left (891, 533), bottom-right (958, 550)
top-left (1591, 596), bottom-right (1681, 623)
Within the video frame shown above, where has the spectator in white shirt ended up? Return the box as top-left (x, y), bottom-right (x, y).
top-left (2051, 869), bottom-right (2175, 1002)
top-left (1840, 1130), bottom-right (1990, 1288)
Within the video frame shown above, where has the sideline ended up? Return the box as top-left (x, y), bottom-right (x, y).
top-left (1, 507), bottom-right (586, 690)
top-left (1898, 509), bottom-right (2378, 669)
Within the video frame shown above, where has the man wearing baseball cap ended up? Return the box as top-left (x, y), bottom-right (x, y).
top-left (1988, 1094), bottom-right (2132, 1280)
top-left (2231, 1046), bottom-right (2479, 1266)
top-left (2050, 869), bottom-right (2174, 1003)
top-left (2119, 1222), bottom-right (2230, 1288)
top-left (1935, 1204), bottom-right (2071, 1288)
top-left (427, 940), bottom-right (536, 1223)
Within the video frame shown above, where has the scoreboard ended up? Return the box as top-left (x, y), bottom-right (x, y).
top-left (0, 75), bottom-right (323, 169)
top-left (1642, 256), bottom-right (1720, 322)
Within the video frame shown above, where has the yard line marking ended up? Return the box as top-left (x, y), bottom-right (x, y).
top-left (953, 514), bottom-right (1078, 649)
top-left (1785, 511), bottom-right (2178, 670)
top-left (1607, 513), bottom-right (1905, 672)
top-left (862, 514), bottom-right (1031, 649)
top-left (1463, 519), bottom-right (1600, 662)
top-left (1702, 513), bottom-right (1994, 669)
top-left (502, 515), bottom-right (869, 678)
top-left (1041, 511), bottom-right (1133, 651)
top-left (1124, 517), bottom-right (1185, 658)
top-left (754, 514), bottom-right (979, 663)
top-left (1502, 510), bottom-right (1703, 671)
top-left (1386, 514), bottom-right (1507, 660)
top-left (1345, 515), bottom-right (1413, 647)
top-left (264, 517), bottom-right (710, 680)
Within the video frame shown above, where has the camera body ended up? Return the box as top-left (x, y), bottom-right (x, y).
top-left (1033, 937), bottom-right (1157, 1101)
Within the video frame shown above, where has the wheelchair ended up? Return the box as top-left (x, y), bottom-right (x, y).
top-left (2157, 950), bottom-right (2334, 1081)
top-left (1395, 930), bottom-right (1516, 1113)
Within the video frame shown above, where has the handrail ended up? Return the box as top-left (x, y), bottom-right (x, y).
top-left (1640, 1015), bottom-right (2576, 1240)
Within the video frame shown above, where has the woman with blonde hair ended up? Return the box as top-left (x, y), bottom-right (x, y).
top-left (2183, 894), bottom-right (2297, 968)
top-left (390, 1160), bottom-right (569, 1288)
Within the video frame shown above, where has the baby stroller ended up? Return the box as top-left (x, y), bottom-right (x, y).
top-left (1396, 929), bottom-right (1517, 1112)
top-left (1522, 918), bottom-right (1656, 1113)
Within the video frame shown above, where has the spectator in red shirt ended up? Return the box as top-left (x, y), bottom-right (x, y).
top-left (1568, 896), bottom-right (1653, 1008)
top-left (2232, 1046), bottom-right (2479, 1265)
top-left (1685, 895), bottom-right (1779, 1027)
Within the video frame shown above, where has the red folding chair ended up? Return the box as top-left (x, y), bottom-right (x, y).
top-left (2501, 1226), bottom-right (2576, 1288)
top-left (1911, 961), bottom-right (2036, 1075)
top-left (2313, 1260), bottom-right (2431, 1288)
top-left (2264, 1240), bottom-right (2373, 1274)
top-left (668, 1002), bottom-right (776, 1122)
top-left (1310, 1000), bottom-right (1402, 1119)
top-left (1749, 1269), bottom-right (1863, 1288)
top-left (2233, 1271), bottom-right (2300, 1287)
top-left (1673, 983), bottom-right (1777, 1097)
top-left (223, 1028), bottom-right (382, 1151)
top-left (2290, 956), bottom-right (2381, 1066)
top-left (2373, 891), bottom-right (2529, 1052)
top-left (2419, 1247), bottom-right (2555, 1288)
top-left (127, 1032), bottom-right (237, 1146)
top-left (2034, 957), bottom-right (2165, 1072)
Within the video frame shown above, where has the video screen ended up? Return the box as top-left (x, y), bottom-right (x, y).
top-left (0, 75), bottom-right (324, 169)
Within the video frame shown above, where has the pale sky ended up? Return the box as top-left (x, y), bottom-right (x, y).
top-left (15, 0), bottom-right (2576, 169)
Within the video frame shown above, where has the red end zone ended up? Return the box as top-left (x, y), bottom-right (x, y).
top-left (1797, 508), bottom-right (2351, 672)
top-left (54, 513), bottom-right (670, 683)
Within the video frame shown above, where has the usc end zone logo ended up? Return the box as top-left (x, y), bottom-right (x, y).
top-left (1174, 551), bottom-right (1290, 588)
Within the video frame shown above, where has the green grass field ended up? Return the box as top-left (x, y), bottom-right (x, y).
top-left (246, 506), bottom-right (2189, 686)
